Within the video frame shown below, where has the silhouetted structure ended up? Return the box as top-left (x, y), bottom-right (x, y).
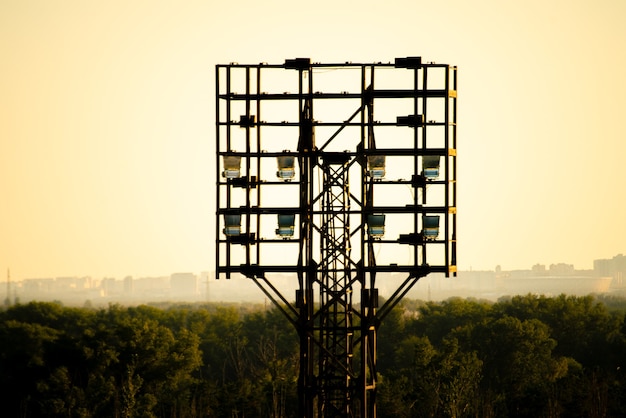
top-left (215, 58), bottom-right (457, 417)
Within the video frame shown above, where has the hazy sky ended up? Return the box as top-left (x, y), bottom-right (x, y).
top-left (1, 0), bottom-right (625, 279)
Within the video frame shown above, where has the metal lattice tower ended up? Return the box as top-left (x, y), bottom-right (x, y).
top-left (215, 57), bottom-right (457, 417)
top-left (319, 155), bottom-right (353, 415)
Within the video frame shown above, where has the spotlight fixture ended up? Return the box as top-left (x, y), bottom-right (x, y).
top-left (423, 155), bottom-right (440, 179)
top-left (366, 214), bottom-right (386, 238)
top-left (422, 215), bottom-right (440, 240)
top-left (276, 214), bottom-right (296, 238)
top-left (223, 214), bottom-right (242, 236)
top-left (222, 155), bottom-right (241, 179)
top-left (277, 153), bottom-right (296, 180)
top-left (367, 155), bottom-right (386, 180)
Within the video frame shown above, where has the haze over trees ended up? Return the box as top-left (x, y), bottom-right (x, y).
top-left (1, 295), bottom-right (625, 417)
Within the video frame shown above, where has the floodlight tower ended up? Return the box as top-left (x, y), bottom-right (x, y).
top-left (215, 57), bottom-right (457, 418)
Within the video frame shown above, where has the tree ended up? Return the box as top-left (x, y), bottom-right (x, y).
top-left (469, 315), bottom-right (571, 417)
top-left (0, 319), bottom-right (61, 416)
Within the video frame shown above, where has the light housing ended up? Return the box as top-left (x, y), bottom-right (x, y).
top-left (423, 155), bottom-right (440, 179)
top-left (222, 155), bottom-right (242, 179)
top-left (277, 154), bottom-right (296, 180)
top-left (422, 215), bottom-right (440, 240)
top-left (367, 214), bottom-right (386, 238)
top-left (276, 214), bottom-right (296, 238)
top-left (396, 114), bottom-right (425, 127)
top-left (367, 155), bottom-right (386, 180)
top-left (285, 58), bottom-right (311, 70)
top-left (394, 56), bottom-right (422, 69)
top-left (223, 214), bottom-right (242, 236)
top-left (239, 115), bottom-right (256, 127)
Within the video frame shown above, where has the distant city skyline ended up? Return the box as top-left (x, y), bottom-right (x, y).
top-left (2, 1), bottom-right (625, 279)
top-left (4, 253), bottom-right (626, 307)
top-left (2, 253), bottom-right (623, 281)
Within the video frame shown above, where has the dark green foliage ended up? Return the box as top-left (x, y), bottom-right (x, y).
top-left (378, 294), bottom-right (626, 418)
top-left (1, 295), bottom-right (625, 417)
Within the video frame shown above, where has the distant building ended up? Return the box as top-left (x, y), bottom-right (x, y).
top-left (123, 276), bottom-right (133, 295)
top-left (502, 276), bottom-right (612, 297)
top-left (170, 273), bottom-right (198, 299)
top-left (532, 264), bottom-right (546, 276)
top-left (199, 271), bottom-right (210, 300)
top-left (549, 263), bottom-right (575, 276)
top-left (101, 278), bottom-right (123, 297)
top-left (594, 254), bottom-right (626, 290)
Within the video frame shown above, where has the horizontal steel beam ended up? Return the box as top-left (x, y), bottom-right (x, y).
top-left (216, 148), bottom-right (456, 157)
top-left (217, 264), bottom-right (450, 275)
top-left (217, 205), bottom-right (456, 215)
top-left (219, 89), bottom-right (456, 101)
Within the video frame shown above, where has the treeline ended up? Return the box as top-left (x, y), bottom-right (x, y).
top-left (377, 295), bottom-right (626, 417)
top-left (1, 294), bottom-right (625, 417)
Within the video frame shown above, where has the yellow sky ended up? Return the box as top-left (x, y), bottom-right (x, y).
top-left (1, 0), bottom-right (625, 279)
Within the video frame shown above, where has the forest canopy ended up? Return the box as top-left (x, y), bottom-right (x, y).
top-left (1, 294), bottom-right (625, 417)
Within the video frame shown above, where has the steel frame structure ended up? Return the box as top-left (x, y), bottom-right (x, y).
top-left (215, 57), bottom-right (457, 418)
